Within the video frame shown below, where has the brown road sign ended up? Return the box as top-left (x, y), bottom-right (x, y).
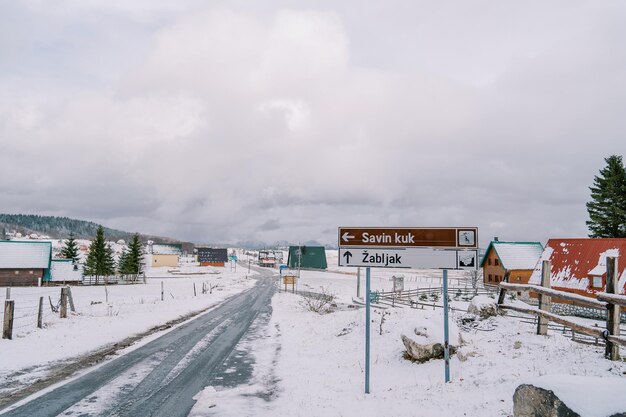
top-left (338, 227), bottom-right (478, 249)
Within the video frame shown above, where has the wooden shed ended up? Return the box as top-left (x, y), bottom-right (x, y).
top-left (481, 241), bottom-right (543, 286)
top-left (0, 240), bottom-right (52, 286)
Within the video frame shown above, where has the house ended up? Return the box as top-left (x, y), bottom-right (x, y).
top-left (0, 240), bottom-right (52, 286)
top-left (287, 246), bottom-right (327, 270)
top-left (196, 248), bottom-right (228, 267)
top-left (481, 240), bottom-right (544, 286)
top-left (148, 243), bottom-right (182, 268)
top-left (48, 259), bottom-right (83, 284)
top-left (528, 238), bottom-right (626, 297)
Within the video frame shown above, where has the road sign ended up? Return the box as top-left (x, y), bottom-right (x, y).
top-left (338, 227), bottom-right (477, 249)
top-left (339, 247), bottom-right (478, 269)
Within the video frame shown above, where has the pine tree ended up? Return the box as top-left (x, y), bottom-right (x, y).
top-left (118, 248), bottom-right (130, 276)
top-left (60, 233), bottom-right (80, 263)
top-left (84, 226), bottom-right (116, 281)
top-left (586, 155), bottom-right (626, 238)
top-left (126, 234), bottom-right (144, 277)
top-left (104, 243), bottom-right (116, 276)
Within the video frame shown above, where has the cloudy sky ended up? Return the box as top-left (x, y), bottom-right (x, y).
top-left (1, 0), bottom-right (625, 247)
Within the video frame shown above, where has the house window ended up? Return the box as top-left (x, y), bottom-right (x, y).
top-left (592, 276), bottom-right (603, 288)
top-left (488, 259), bottom-right (492, 266)
top-left (488, 274), bottom-right (492, 282)
top-left (14, 270), bottom-right (19, 275)
top-left (516, 276), bottom-right (521, 282)
top-left (29, 270), bottom-right (33, 274)
top-left (494, 259), bottom-right (499, 266)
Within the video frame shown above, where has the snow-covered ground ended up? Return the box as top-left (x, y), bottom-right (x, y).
top-left (3, 263), bottom-right (625, 416)
top-left (190, 268), bottom-right (626, 417)
top-left (0, 266), bottom-right (257, 398)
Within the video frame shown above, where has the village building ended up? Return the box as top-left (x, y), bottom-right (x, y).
top-left (481, 240), bottom-right (544, 287)
top-left (146, 243), bottom-right (182, 268)
top-left (0, 240), bottom-right (52, 286)
top-left (196, 247), bottom-right (228, 267)
top-left (528, 238), bottom-right (626, 297)
top-left (48, 259), bottom-right (83, 284)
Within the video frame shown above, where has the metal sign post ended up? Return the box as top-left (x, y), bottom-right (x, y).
top-left (338, 226), bottom-right (478, 391)
top-left (443, 269), bottom-right (450, 383)
top-left (365, 267), bottom-right (371, 394)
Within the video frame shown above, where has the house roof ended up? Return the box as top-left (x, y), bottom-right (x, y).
top-left (151, 243), bottom-right (182, 255)
top-left (480, 241), bottom-right (544, 270)
top-left (528, 238), bottom-right (626, 294)
top-left (0, 240), bottom-right (52, 269)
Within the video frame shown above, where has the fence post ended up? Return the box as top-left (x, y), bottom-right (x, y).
top-left (38, 296), bottom-right (44, 329)
top-left (537, 260), bottom-right (551, 335)
top-left (497, 271), bottom-right (511, 305)
top-left (67, 286), bottom-right (76, 312)
top-left (193, 283), bottom-right (197, 297)
top-left (161, 281), bottom-right (164, 301)
top-left (5, 288), bottom-right (10, 300)
top-left (60, 287), bottom-right (68, 319)
top-left (605, 257), bottom-right (620, 361)
top-left (3, 300), bottom-right (14, 339)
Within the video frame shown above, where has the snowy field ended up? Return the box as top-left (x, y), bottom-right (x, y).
top-left (0, 266), bottom-right (257, 398)
top-left (191, 268), bottom-right (626, 417)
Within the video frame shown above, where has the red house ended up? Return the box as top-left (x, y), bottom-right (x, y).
top-left (528, 238), bottom-right (626, 297)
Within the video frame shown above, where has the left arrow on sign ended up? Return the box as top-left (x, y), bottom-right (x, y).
top-left (343, 251), bottom-right (353, 263)
top-left (342, 232), bottom-right (355, 243)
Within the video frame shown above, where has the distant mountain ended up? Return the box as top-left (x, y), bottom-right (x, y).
top-left (0, 213), bottom-right (185, 245)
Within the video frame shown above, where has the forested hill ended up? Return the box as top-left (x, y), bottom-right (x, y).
top-left (0, 214), bottom-right (180, 243)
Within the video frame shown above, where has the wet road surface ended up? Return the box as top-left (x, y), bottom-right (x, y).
top-left (0, 273), bottom-right (276, 417)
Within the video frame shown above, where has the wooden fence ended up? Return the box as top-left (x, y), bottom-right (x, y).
top-left (497, 258), bottom-right (625, 361)
top-left (2, 287), bottom-right (74, 340)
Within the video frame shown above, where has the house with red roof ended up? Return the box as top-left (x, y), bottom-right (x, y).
top-left (528, 238), bottom-right (626, 297)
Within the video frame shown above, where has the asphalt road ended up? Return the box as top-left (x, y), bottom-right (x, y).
top-left (1, 273), bottom-right (276, 417)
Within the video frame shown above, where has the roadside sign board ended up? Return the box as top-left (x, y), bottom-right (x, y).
top-left (338, 247), bottom-right (477, 269)
top-left (338, 227), bottom-right (477, 249)
top-left (338, 227), bottom-right (478, 270)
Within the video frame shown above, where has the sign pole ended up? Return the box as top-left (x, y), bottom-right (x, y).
top-left (443, 269), bottom-right (450, 383)
top-left (365, 267), bottom-right (371, 394)
top-left (357, 267), bottom-right (361, 298)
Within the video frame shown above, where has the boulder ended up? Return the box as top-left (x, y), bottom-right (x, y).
top-left (468, 295), bottom-right (499, 319)
top-left (401, 334), bottom-right (456, 363)
top-left (514, 383), bottom-right (626, 417)
top-left (513, 384), bottom-right (579, 417)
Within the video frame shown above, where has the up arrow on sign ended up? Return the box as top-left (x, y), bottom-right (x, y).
top-left (342, 232), bottom-right (355, 243)
top-left (343, 251), bottom-right (353, 263)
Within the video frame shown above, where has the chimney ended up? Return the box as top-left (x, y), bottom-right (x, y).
top-left (494, 237), bottom-right (499, 242)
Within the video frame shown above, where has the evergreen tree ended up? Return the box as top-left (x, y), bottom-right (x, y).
top-left (586, 155), bottom-right (626, 238)
top-left (104, 243), bottom-right (116, 276)
top-left (118, 248), bottom-right (130, 275)
top-left (60, 233), bottom-right (80, 263)
top-left (126, 234), bottom-right (144, 276)
top-left (84, 226), bottom-right (116, 281)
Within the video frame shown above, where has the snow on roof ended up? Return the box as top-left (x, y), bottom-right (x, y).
top-left (151, 244), bottom-right (182, 255)
top-left (0, 240), bottom-right (52, 269)
top-left (482, 241), bottom-right (543, 270)
top-left (529, 238), bottom-right (626, 294)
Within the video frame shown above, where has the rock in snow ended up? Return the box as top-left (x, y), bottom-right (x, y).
top-left (401, 334), bottom-right (456, 363)
top-left (468, 295), bottom-right (499, 319)
top-left (514, 384), bottom-right (626, 417)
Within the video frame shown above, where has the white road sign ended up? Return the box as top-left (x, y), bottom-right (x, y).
top-left (339, 247), bottom-right (478, 270)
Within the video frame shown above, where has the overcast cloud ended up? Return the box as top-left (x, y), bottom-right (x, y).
top-left (1, 1), bottom-right (625, 246)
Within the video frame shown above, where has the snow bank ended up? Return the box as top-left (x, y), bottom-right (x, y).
top-left (529, 375), bottom-right (626, 417)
